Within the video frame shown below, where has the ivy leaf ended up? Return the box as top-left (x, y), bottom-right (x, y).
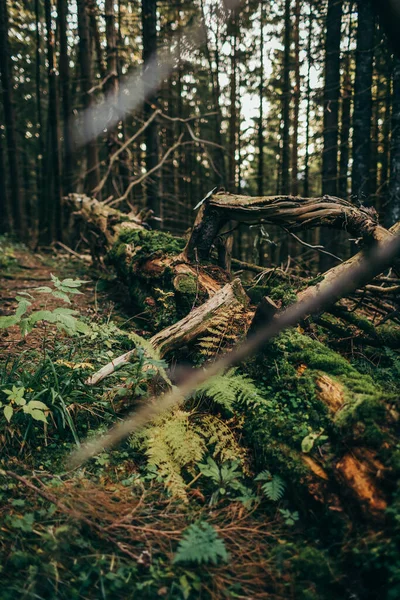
top-left (0, 315), bottom-right (19, 329)
top-left (30, 409), bottom-right (47, 423)
top-left (26, 400), bottom-right (48, 411)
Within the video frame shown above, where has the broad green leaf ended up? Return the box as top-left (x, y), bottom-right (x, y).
top-left (60, 278), bottom-right (87, 287)
top-left (34, 286), bottom-right (53, 294)
top-left (0, 315), bottom-right (19, 328)
top-left (26, 400), bottom-right (48, 411)
top-left (15, 299), bottom-right (31, 319)
top-left (4, 405), bottom-right (13, 423)
top-left (30, 409), bottom-right (47, 423)
top-left (52, 291), bottom-right (71, 303)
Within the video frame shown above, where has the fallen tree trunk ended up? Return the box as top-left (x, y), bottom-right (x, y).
top-left (65, 192), bottom-right (400, 523)
top-left (184, 191), bottom-right (388, 261)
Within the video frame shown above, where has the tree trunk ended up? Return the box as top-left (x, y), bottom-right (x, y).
top-left (44, 0), bottom-right (63, 242)
top-left (228, 15), bottom-right (238, 192)
top-left (105, 0), bottom-right (119, 152)
top-left (0, 0), bottom-right (25, 236)
top-left (322, 0), bottom-right (343, 197)
top-left (338, 50), bottom-right (352, 199)
top-left (34, 0), bottom-right (44, 219)
top-left (291, 0), bottom-right (301, 196)
top-left (57, 0), bottom-right (74, 194)
top-left (142, 0), bottom-right (161, 227)
top-left (303, 5), bottom-right (313, 198)
top-left (351, 0), bottom-right (375, 201)
top-left (281, 0), bottom-right (291, 195)
top-left (389, 56), bottom-right (400, 225)
top-left (77, 0), bottom-right (101, 196)
top-left (0, 120), bottom-right (10, 233)
top-left (257, 1), bottom-right (265, 197)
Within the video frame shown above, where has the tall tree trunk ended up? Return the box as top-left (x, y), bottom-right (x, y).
top-left (380, 55), bottom-right (392, 208)
top-left (142, 0), bottom-right (161, 227)
top-left (388, 56), bottom-right (400, 225)
top-left (229, 15), bottom-right (238, 192)
top-left (0, 121), bottom-right (10, 232)
top-left (35, 0), bottom-right (44, 216)
top-left (57, 0), bottom-right (73, 193)
top-left (291, 0), bottom-right (301, 196)
top-left (44, 0), bottom-right (63, 241)
top-left (105, 0), bottom-right (119, 150)
top-left (87, 0), bottom-right (106, 81)
top-left (257, 1), bottom-right (265, 197)
top-left (351, 0), bottom-right (375, 201)
top-left (77, 0), bottom-right (101, 196)
top-left (281, 0), bottom-right (291, 195)
top-left (200, 0), bottom-right (226, 186)
top-left (0, 0), bottom-right (25, 236)
top-left (304, 5), bottom-right (313, 198)
top-left (338, 50), bottom-right (352, 199)
top-left (322, 0), bottom-right (343, 197)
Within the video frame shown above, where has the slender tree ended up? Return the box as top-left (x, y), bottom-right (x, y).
top-left (0, 0), bottom-right (25, 235)
top-left (57, 0), bottom-right (73, 193)
top-left (338, 50), bottom-right (352, 198)
top-left (77, 0), bottom-right (101, 196)
top-left (105, 0), bottom-right (119, 148)
top-left (322, 0), bottom-right (343, 197)
top-left (34, 0), bottom-right (44, 210)
top-left (304, 4), bottom-right (313, 198)
top-left (291, 0), bottom-right (301, 196)
top-left (388, 56), bottom-right (400, 224)
top-left (257, 0), bottom-right (265, 196)
top-left (228, 14), bottom-right (238, 192)
top-left (351, 0), bottom-right (375, 200)
top-left (281, 0), bottom-right (291, 194)
top-left (0, 123), bottom-right (10, 232)
top-left (142, 0), bottom-right (161, 226)
top-left (44, 0), bottom-right (63, 241)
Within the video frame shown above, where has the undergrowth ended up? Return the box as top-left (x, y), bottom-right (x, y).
top-left (0, 242), bottom-right (399, 599)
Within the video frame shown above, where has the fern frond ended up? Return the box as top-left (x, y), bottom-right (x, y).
top-left (173, 521), bottom-right (229, 565)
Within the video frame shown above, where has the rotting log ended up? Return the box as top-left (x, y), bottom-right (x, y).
top-left (65, 192), bottom-right (399, 521)
top-left (184, 191), bottom-right (388, 261)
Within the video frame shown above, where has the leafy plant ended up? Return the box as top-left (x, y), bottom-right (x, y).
top-left (1, 386), bottom-right (48, 424)
top-left (301, 428), bottom-right (328, 453)
top-left (0, 275), bottom-right (90, 337)
top-left (255, 470), bottom-right (286, 502)
top-left (279, 509), bottom-right (299, 526)
top-left (173, 521), bottom-right (229, 565)
top-left (198, 456), bottom-right (251, 505)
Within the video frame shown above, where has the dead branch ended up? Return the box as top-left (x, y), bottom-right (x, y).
top-left (184, 191), bottom-right (387, 261)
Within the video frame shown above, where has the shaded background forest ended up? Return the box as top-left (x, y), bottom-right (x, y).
top-left (1, 0), bottom-right (399, 268)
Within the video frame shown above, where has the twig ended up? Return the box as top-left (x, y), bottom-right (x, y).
top-left (284, 228), bottom-right (343, 262)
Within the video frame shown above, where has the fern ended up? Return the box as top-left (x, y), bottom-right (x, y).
top-left (196, 369), bottom-right (264, 411)
top-left (133, 409), bottom-right (246, 501)
top-left (197, 306), bottom-right (244, 358)
top-left (255, 470), bottom-right (286, 502)
top-left (173, 521), bottom-right (229, 565)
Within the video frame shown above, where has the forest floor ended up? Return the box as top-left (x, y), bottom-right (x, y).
top-left (0, 236), bottom-right (399, 600)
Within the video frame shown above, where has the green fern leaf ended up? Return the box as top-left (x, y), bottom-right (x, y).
top-left (173, 521), bottom-right (229, 565)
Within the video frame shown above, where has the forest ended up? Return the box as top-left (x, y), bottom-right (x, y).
top-left (1, 0), bottom-right (400, 598)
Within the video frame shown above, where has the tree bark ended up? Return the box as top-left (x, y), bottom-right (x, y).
top-left (44, 0), bottom-right (63, 242)
top-left (0, 0), bottom-right (25, 236)
top-left (291, 0), bottom-right (301, 196)
top-left (77, 0), bottom-right (101, 196)
top-left (389, 56), bottom-right (400, 225)
top-left (142, 0), bottom-right (161, 227)
top-left (281, 0), bottom-right (291, 195)
top-left (351, 0), bottom-right (375, 200)
top-left (57, 0), bottom-right (74, 194)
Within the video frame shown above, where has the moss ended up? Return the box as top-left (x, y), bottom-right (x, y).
top-left (116, 228), bottom-right (185, 258)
